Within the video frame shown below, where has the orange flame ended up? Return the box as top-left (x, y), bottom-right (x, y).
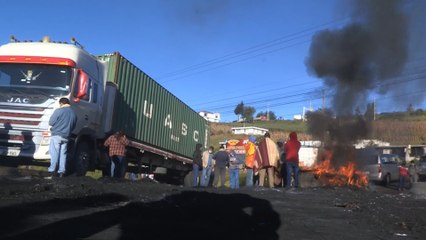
top-left (311, 159), bottom-right (368, 188)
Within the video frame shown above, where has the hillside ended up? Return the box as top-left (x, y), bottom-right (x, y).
top-left (209, 117), bottom-right (426, 148)
top-left (372, 119), bottom-right (426, 145)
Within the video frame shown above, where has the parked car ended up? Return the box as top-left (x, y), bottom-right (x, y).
top-left (417, 156), bottom-right (426, 181)
top-left (361, 153), bottom-right (402, 186)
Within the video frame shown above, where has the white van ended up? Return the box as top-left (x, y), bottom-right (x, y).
top-left (361, 154), bottom-right (402, 186)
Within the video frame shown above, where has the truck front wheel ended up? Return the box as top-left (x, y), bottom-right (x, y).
top-left (75, 142), bottom-right (91, 176)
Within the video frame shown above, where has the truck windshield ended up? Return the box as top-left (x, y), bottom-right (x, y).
top-left (0, 63), bottom-right (72, 97)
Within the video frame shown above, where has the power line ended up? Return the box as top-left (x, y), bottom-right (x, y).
top-left (211, 66), bottom-right (426, 119)
top-left (192, 79), bottom-right (320, 107)
top-left (205, 71), bottom-right (418, 112)
top-left (160, 38), bottom-right (312, 83)
top-left (157, 17), bottom-right (349, 83)
top-left (157, 14), bottom-right (426, 121)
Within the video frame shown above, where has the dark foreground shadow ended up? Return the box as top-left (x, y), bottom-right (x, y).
top-left (0, 191), bottom-right (280, 240)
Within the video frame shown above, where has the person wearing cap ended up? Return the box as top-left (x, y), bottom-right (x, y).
top-left (245, 135), bottom-right (257, 187)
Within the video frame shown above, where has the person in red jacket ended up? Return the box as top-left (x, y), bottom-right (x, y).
top-left (284, 132), bottom-right (301, 189)
top-left (399, 161), bottom-right (409, 191)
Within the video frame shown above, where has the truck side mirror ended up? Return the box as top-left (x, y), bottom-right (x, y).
top-left (74, 68), bottom-right (88, 102)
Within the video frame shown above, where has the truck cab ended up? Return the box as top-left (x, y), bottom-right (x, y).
top-left (0, 37), bottom-right (104, 173)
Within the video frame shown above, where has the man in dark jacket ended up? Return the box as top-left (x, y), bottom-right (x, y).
top-left (277, 140), bottom-right (287, 187)
top-left (192, 143), bottom-right (203, 187)
top-left (212, 145), bottom-right (230, 188)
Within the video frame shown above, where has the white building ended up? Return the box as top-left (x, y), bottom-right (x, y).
top-left (293, 106), bottom-right (315, 121)
top-left (353, 139), bottom-right (390, 149)
top-left (199, 111), bottom-right (220, 123)
top-left (231, 126), bottom-right (269, 136)
top-left (293, 114), bottom-right (303, 120)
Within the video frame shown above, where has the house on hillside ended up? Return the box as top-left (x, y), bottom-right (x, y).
top-left (254, 115), bottom-right (267, 121)
top-left (199, 111), bottom-right (220, 123)
top-left (231, 126), bottom-right (268, 136)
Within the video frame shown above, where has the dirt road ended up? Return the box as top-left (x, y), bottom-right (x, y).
top-left (0, 169), bottom-right (425, 240)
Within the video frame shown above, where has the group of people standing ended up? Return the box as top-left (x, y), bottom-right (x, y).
top-left (47, 97), bottom-right (300, 187)
top-left (249, 131), bottom-right (302, 189)
top-left (47, 97), bottom-right (130, 179)
top-left (192, 131), bottom-right (301, 189)
top-left (192, 144), bottom-right (232, 188)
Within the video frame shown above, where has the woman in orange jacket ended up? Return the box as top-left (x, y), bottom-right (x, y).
top-left (245, 136), bottom-right (256, 187)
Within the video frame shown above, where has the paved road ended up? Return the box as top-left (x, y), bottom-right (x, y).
top-left (410, 182), bottom-right (426, 195)
top-left (1, 165), bottom-right (426, 240)
top-left (366, 179), bottom-right (426, 196)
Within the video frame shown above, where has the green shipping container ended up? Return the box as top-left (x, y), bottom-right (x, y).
top-left (98, 53), bottom-right (209, 161)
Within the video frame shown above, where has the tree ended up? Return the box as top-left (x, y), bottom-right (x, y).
top-left (414, 109), bottom-right (425, 116)
top-left (269, 111), bottom-right (277, 120)
top-left (234, 101), bottom-right (244, 120)
top-left (355, 107), bottom-right (362, 116)
top-left (234, 101), bottom-right (257, 122)
top-left (407, 104), bottom-right (414, 113)
top-left (364, 102), bottom-right (375, 121)
top-left (243, 106), bottom-right (256, 122)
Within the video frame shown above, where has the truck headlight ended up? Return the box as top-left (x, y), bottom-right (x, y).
top-left (41, 136), bottom-right (50, 146)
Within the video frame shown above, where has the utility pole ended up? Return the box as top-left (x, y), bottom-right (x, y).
top-left (322, 89), bottom-right (325, 112)
top-left (373, 97), bottom-right (376, 121)
top-left (267, 104), bottom-right (270, 121)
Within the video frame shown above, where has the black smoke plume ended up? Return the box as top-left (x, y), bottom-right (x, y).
top-left (305, 0), bottom-right (412, 154)
top-left (304, 1), bottom-right (418, 167)
top-left (306, 0), bottom-right (408, 116)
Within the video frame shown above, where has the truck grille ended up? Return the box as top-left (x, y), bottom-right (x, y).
top-left (0, 106), bottom-right (47, 128)
top-left (0, 119), bottom-right (41, 126)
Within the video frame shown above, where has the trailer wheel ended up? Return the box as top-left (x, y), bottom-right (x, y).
top-left (184, 171), bottom-right (192, 187)
top-left (75, 142), bottom-right (91, 176)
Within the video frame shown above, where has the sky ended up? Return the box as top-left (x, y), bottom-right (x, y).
top-left (1, 0), bottom-right (425, 122)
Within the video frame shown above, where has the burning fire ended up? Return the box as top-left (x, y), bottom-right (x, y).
top-left (311, 159), bottom-right (368, 188)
